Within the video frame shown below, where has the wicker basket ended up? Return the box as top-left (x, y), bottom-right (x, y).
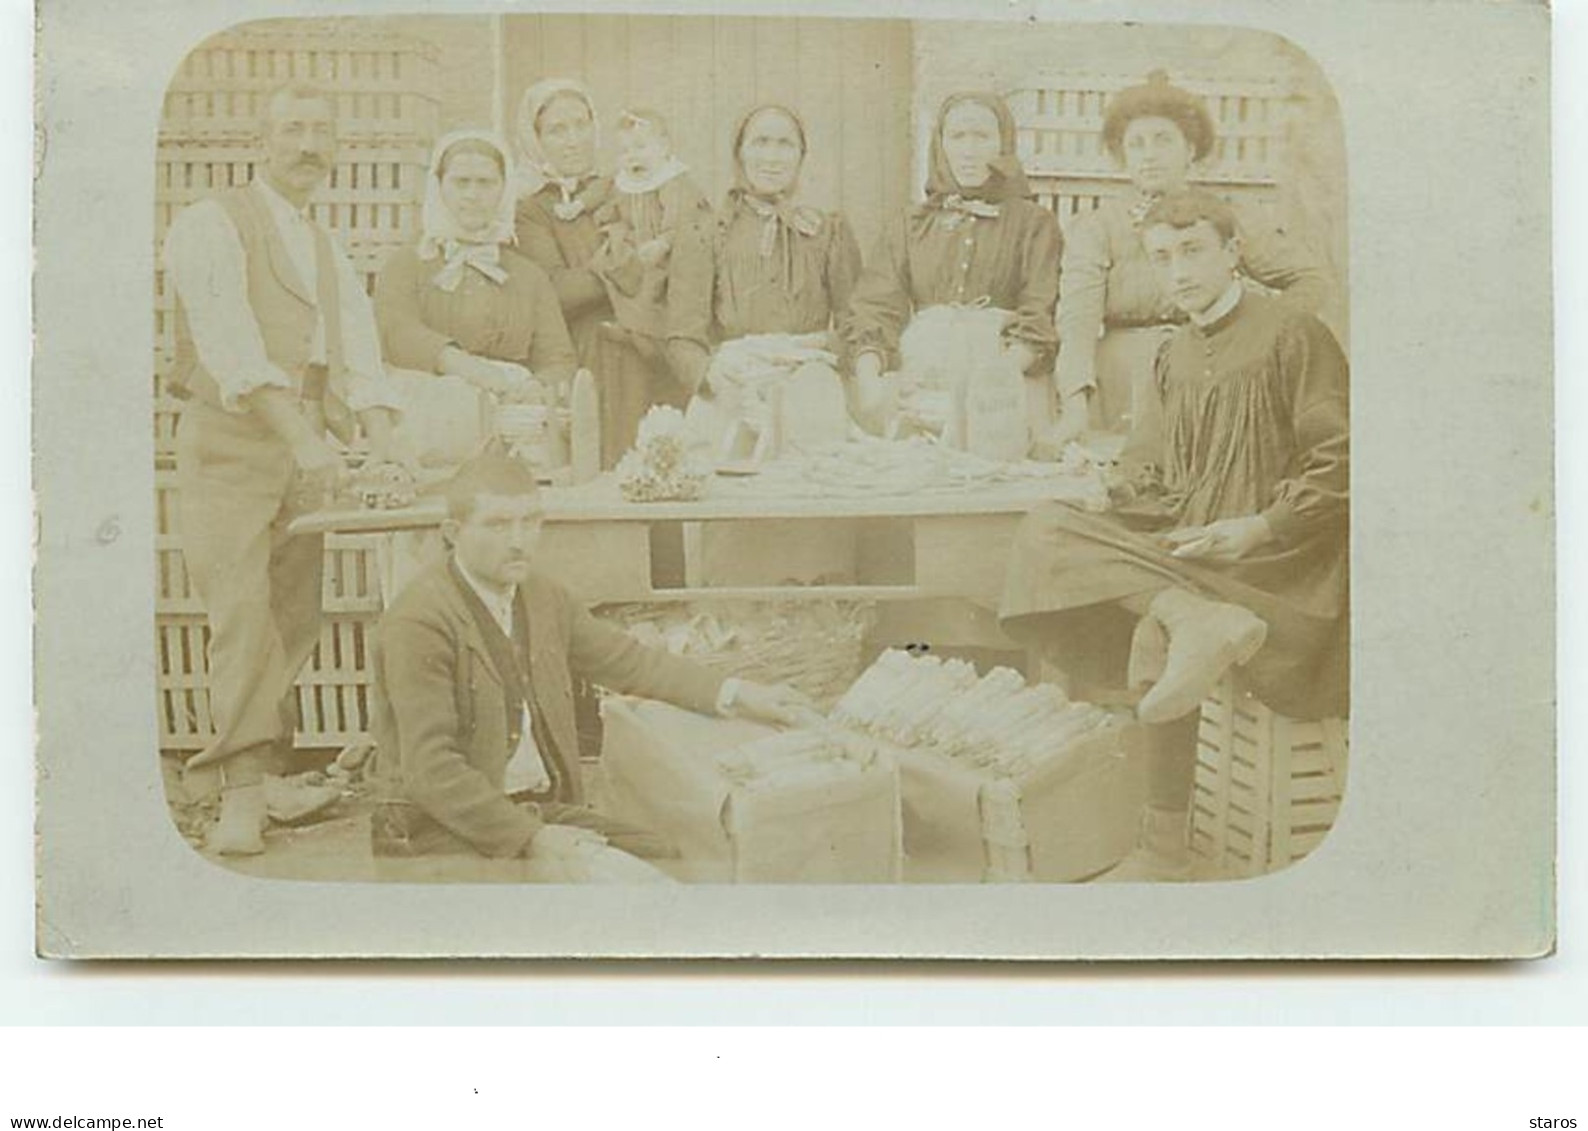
top-left (1190, 678), bottom-right (1348, 879)
top-left (601, 599), bottom-right (876, 709)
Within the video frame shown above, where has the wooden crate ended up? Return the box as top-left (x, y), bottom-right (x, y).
top-left (895, 718), bottom-right (1145, 883)
top-left (155, 467), bottom-right (384, 752)
top-left (1190, 678), bottom-right (1348, 878)
top-left (600, 698), bottom-right (903, 884)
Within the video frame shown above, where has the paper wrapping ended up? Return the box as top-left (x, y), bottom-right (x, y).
top-left (599, 698), bottom-right (902, 883)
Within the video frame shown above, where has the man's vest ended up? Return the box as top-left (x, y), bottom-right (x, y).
top-left (170, 185), bottom-right (350, 431)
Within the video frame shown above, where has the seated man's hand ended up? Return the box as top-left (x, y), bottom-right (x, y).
top-left (729, 680), bottom-right (824, 729)
top-left (529, 823), bottom-right (607, 858)
top-left (1162, 515), bottom-right (1275, 563)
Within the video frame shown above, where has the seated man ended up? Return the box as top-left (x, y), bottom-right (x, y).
top-left (999, 188), bottom-right (1348, 881)
top-left (370, 451), bottom-right (816, 872)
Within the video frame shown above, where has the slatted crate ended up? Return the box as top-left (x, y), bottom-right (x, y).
top-left (1189, 677), bottom-right (1348, 879)
top-left (155, 468), bottom-right (385, 752)
top-left (1007, 73), bottom-right (1293, 227)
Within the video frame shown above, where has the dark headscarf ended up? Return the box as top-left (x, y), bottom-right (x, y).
top-left (724, 103), bottom-right (824, 294)
top-left (924, 92), bottom-right (1032, 207)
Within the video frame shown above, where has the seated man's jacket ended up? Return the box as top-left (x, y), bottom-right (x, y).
top-left (372, 557), bottom-right (724, 857)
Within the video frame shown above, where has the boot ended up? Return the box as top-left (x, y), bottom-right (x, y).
top-left (1136, 589), bottom-right (1267, 725)
top-left (1126, 612), bottom-right (1169, 693)
top-left (1094, 806), bottom-right (1194, 882)
top-left (206, 782), bottom-right (268, 856)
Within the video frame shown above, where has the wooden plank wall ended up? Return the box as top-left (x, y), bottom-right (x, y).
top-left (501, 15), bottom-right (914, 256)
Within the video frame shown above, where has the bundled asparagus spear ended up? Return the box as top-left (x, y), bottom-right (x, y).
top-left (829, 650), bottom-right (1117, 777)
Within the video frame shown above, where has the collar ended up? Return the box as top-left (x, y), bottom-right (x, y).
top-left (615, 155), bottom-right (689, 196)
top-left (1190, 279), bottom-right (1244, 328)
top-left (454, 557), bottom-right (517, 624)
top-left (253, 177), bottom-right (312, 224)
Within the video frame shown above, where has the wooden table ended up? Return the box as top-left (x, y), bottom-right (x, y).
top-left (291, 471), bottom-right (1096, 648)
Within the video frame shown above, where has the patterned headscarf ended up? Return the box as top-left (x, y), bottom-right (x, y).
top-left (418, 130), bottom-right (516, 292)
top-left (514, 78), bottom-right (603, 216)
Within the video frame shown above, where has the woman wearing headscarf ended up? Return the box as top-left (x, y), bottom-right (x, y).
top-left (374, 130), bottom-right (577, 468)
top-left (666, 103), bottom-right (864, 585)
top-left (666, 103), bottom-right (863, 446)
top-left (1051, 71), bottom-right (1332, 446)
top-left (842, 91), bottom-right (1062, 443)
top-left (512, 79), bottom-right (616, 367)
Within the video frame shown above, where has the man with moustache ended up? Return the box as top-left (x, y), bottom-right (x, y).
top-left (1000, 189), bottom-right (1349, 880)
top-left (163, 82), bottom-right (406, 855)
top-left (370, 452), bottom-right (818, 872)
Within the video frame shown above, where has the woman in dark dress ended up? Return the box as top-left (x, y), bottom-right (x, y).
top-left (375, 130), bottom-right (576, 469)
top-left (513, 79), bottom-right (690, 466)
top-left (665, 103), bottom-right (865, 584)
top-left (666, 103), bottom-right (863, 445)
top-left (843, 91), bottom-right (1062, 444)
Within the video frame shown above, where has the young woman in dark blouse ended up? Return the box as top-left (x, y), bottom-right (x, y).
top-left (374, 130), bottom-right (576, 467)
top-left (843, 91), bottom-right (1062, 439)
top-left (665, 103), bottom-right (862, 397)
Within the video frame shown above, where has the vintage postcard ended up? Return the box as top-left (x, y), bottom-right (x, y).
top-left (32, 0), bottom-right (1554, 958)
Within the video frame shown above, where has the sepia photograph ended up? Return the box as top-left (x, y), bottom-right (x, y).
top-left (149, 14), bottom-right (1348, 887)
top-left (31, 0), bottom-right (1553, 960)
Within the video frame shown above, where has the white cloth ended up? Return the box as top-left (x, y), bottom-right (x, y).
top-left (162, 179), bottom-right (400, 415)
top-left (455, 561), bottom-right (553, 795)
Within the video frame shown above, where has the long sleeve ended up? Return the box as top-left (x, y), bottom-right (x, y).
top-left (842, 215), bottom-right (916, 371)
top-left (515, 195), bottom-right (610, 318)
top-left (823, 214), bottom-right (864, 334)
top-left (664, 213), bottom-right (717, 351)
top-left (1260, 314), bottom-right (1350, 544)
top-left (1054, 208), bottom-right (1111, 398)
top-left (161, 200), bottom-right (296, 412)
top-left (561, 585), bottom-right (725, 714)
top-left (1236, 202), bottom-right (1334, 318)
top-left (381, 613), bottom-right (542, 859)
top-left (330, 241), bottom-right (402, 414)
top-left (374, 249), bottom-right (455, 373)
top-left (521, 263), bottom-right (579, 384)
top-left (1004, 204), bottom-right (1062, 376)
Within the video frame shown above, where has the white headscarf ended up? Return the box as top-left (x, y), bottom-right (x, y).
top-left (418, 130), bottom-right (517, 292)
top-left (514, 78), bottom-right (603, 204)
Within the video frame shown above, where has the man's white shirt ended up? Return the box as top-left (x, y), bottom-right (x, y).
top-left (161, 178), bottom-right (401, 415)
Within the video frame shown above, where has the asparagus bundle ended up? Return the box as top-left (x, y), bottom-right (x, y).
top-left (830, 651), bottom-right (1114, 777)
top-left (714, 727), bottom-right (879, 794)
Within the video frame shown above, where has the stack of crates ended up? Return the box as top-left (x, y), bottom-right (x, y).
top-left (1189, 677), bottom-right (1348, 879)
top-left (154, 20), bottom-right (438, 754)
